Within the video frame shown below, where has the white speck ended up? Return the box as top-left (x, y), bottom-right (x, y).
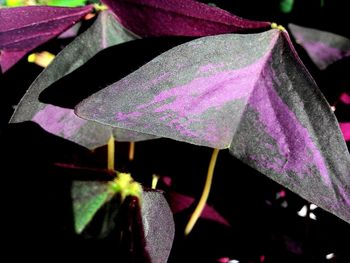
top-left (228, 260), bottom-right (239, 263)
top-left (281, 201), bottom-right (288, 208)
top-left (331, 106), bottom-right (336, 112)
top-left (309, 213), bottom-right (317, 220)
top-left (310, 204), bottom-right (317, 210)
top-left (326, 253), bottom-right (335, 260)
top-left (297, 205), bottom-right (307, 217)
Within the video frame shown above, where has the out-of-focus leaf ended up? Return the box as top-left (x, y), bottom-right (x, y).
top-left (279, 0), bottom-right (294, 13)
top-left (340, 92), bottom-right (350, 105)
top-left (4, 0), bottom-right (23, 6)
top-left (167, 191), bottom-right (230, 227)
top-left (47, 0), bottom-right (87, 7)
top-left (0, 5), bottom-right (93, 72)
top-left (340, 123), bottom-right (350, 141)
top-left (10, 11), bottom-right (154, 149)
top-left (76, 29), bottom-right (350, 225)
top-left (101, 0), bottom-right (270, 37)
top-left (288, 23), bottom-right (350, 70)
top-left (5, 0), bottom-right (86, 7)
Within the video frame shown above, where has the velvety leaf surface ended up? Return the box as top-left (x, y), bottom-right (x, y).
top-left (39, 36), bottom-right (194, 108)
top-left (76, 29), bottom-right (350, 224)
top-left (0, 5), bottom-right (93, 72)
top-left (10, 11), bottom-right (154, 149)
top-left (288, 23), bottom-right (350, 70)
top-left (102, 0), bottom-right (270, 37)
top-left (141, 190), bottom-right (175, 263)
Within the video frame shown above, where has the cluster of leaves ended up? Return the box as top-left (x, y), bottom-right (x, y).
top-left (1, 0), bottom-right (350, 262)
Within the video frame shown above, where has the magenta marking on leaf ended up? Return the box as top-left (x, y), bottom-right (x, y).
top-left (116, 111), bottom-right (142, 121)
top-left (338, 186), bottom-right (350, 207)
top-left (340, 123), bottom-right (350, 141)
top-left (248, 58), bottom-right (331, 185)
top-left (116, 59), bottom-right (267, 146)
top-left (301, 41), bottom-right (350, 68)
top-left (33, 105), bottom-right (86, 138)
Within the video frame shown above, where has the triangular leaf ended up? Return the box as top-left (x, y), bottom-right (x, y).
top-left (76, 29), bottom-right (350, 224)
top-left (10, 11), bottom-right (154, 149)
top-left (72, 181), bottom-right (111, 234)
top-left (102, 0), bottom-right (270, 37)
top-left (288, 23), bottom-right (350, 70)
top-left (0, 5), bottom-right (93, 72)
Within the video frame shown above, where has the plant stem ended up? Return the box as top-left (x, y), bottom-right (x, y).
top-left (152, 174), bottom-right (160, 189)
top-left (129, 142), bottom-right (135, 161)
top-left (184, 148), bottom-right (220, 235)
top-left (107, 134), bottom-right (115, 171)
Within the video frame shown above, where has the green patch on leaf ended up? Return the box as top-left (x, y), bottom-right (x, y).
top-left (72, 173), bottom-right (142, 234)
top-left (72, 181), bottom-right (110, 234)
top-left (5, 0), bottom-right (86, 6)
top-left (47, 0), bottom-right (87, 7)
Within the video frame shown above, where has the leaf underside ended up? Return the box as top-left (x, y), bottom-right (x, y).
top-left (9, 11), bottom-right (155, 149)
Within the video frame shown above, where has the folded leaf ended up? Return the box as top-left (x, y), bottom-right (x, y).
top-left (288, 23), bottom-right (350, 70)
top-left (76, 29), bottom-right (350, 224)
top-left (0, 5), bottom-right (93, 72)
top-left (10, 11), bottom-right (154, 149)
top-left (102, 0), bottom-right (270, 37)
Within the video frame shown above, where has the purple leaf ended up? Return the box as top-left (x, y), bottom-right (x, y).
top-left (0, 5), bottom-right (93, 72)
top-left (75, 29), bottom-right (350, 224)
top-left (167, 191), bottom-right (231, 227)
top-left (340, 123), bottom-right (350, 142)
top-left (288, 23), bottom-right (350, 70)
top-left (0, 50), bottom-right (27, 73)
top-left (102, 0), bottom-right (270, 37)
top-left (10, 11), bottom-right (156, 149)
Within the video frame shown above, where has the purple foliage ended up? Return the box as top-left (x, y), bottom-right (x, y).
top-left (101, 0), bottom-right (270, 37)
top-left (0, 5), bottom-right (93, 72)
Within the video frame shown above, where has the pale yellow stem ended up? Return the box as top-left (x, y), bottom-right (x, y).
top-left (184, 148), bottom-right (220, 235)
top-left (107, 135), bottom-right (115, 171)
top-left (129, 142), bottom-right (135, 161)
top-left (152, 174), bottom-right (160, 189)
